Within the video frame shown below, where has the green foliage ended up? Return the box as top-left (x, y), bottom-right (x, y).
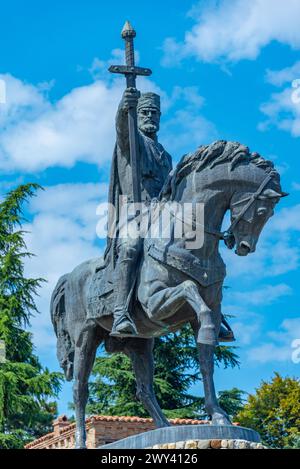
top-left (0, 184), bottom-right (63, 449)
top-left (285, 433), bottom-right (300, 449)
top-left (217, 388), bottom-right (246, 419)
top-left (87, 324), bottom-right (241, 419)
top-left (236, 373), bottom-right (300, 448)
top-left (86, 353), bottom-right (141, 417)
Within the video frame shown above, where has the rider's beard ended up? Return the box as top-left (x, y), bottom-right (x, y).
top-left (140, 121), bottom-right (158, 135)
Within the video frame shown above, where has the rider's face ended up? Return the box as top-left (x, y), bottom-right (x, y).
top-left (138, 106), bottom-right (160, 135)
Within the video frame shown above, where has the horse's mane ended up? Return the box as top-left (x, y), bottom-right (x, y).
top-left (159, 140), bottom-right (279, 201)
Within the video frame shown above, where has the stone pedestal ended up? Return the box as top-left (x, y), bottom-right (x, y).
top-left (98, 425), bottom-right (263, 449)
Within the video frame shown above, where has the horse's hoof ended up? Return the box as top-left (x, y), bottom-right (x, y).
top-left (211, 412), bottom-right (232, 426)
top-left (197, 325), bottom-right (218, 346)
top-left (156, 420), bottom-right (171, 428)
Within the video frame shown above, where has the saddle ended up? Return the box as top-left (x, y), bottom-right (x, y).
top-left (86, 260), bottom-right (114, 320)
top-left (85, 239), bottom-right (234, 342)
top-left (145, 238), bottom-right (227, 287)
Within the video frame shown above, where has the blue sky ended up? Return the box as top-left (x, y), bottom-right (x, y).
top-left (0, 0), bottom-right (300, 416)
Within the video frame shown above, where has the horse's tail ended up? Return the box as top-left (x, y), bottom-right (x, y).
top-left (50, 274), bottom-right (74, 381)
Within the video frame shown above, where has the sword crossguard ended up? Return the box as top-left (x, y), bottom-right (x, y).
top-left (108, 65), bottom-right (152, 77)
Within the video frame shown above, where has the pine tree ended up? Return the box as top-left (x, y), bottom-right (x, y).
top-left (86, 324), bottom-right (241, 419)
top-left (0, 184), bottom-right (63, 449)
top-left (217, 388), bottom-right (245, 419)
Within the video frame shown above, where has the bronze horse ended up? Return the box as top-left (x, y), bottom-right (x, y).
top-left (51, 141), bottom-right (286, 448)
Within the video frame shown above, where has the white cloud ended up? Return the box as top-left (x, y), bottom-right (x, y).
top-left (160, 86), bottom-right (217, 158)
top-left (270, 204), bottom-right (300, 232)
top-left (223, 236), bottom-right (300, 279)
top-left (266, 61), bottom-right (300, 87)
top-left (0, 70), bottom-right (216, 172)
top-left (248, 343), bottom-right (292, 363)
top-left (29, 182), bottom-right (109, 239)
top-left (230, 284), bottom-right (292, 307)
top-left (259, 61), bottom-right (300, 137)
top-left (221, 202), bottom-right (300, 281)
top-left (268, 318), bottom-right (300, 343)
top-left (162, 109), bottom-right (217, 158)
top-left (0, 73), bottom-right (50, 125)
top-left (259, 87), bottom-right (300, 137)
top-left (162, 0), bottom-right (300, 65)
top-left (247, 317), bottom-right (300, 363)
top-left (0, 74), bottom-right (123, 172)
top-left (231, 321), bottom-right (262, 346)
top-left (88, 48), bottom-right (141, 80)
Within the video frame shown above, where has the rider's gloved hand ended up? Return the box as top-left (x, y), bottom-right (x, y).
top-left (121, 87), bottom-right (141, 111)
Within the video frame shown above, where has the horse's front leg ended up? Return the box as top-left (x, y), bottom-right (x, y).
top-left (144, 279), bottom-right (218, 346)
top-left (73, 327), bottom-right (103, 448)
top-left (191, 320), bottom-right (231, 426)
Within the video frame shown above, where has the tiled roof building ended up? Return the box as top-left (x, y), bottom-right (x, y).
top-left (25, 415), bottom-right (210, 449)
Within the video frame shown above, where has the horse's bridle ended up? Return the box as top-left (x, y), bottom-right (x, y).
top-left (214, 172), bottom-right (276, 249)
top-left (160, 171), bottom-right (277, 250)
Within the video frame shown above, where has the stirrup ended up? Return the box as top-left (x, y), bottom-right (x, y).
top-left (219, 315), bottom-right (235, 342)
top-left (110, 312), bottom-right (138, 337)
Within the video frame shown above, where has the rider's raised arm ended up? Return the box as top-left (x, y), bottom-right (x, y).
top-left (115, 88), bottom-right (140, 158)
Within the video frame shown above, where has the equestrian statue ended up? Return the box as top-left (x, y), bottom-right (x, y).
top-left (50, 22), bottom-right (288, 448)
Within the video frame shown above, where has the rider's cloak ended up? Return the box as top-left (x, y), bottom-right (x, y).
top-left (103, 131), bottom-right (172, 269)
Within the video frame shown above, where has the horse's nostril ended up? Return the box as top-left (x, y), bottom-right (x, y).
top-left (239, 241), bottom-right (251, 253)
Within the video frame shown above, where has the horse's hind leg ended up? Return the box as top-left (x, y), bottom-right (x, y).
top-left (124, 338), bottom-right (170, 428)
top-left (73, 326), bottom-right (104, 448)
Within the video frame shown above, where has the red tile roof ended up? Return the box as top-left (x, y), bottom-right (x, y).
top-left (25, 415), bottom-right (210, 448)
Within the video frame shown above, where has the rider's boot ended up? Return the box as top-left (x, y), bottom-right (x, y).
top-left (218, 315), bottom-right (235, 342)
top-left (218, 324), bottom-right (235, 342)
top-left (109, 243), bottom-right (139, 338)
top-left (110, 308), bottom-right (138, 337)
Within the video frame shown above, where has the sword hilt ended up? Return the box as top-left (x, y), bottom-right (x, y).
top-left (109, 21), bottom-right (152, 84)
top-left (121, 21), bottom-right (136, 67)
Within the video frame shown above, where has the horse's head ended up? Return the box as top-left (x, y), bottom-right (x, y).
top-left (228, 173), bottom-right (288, 256)
top-left (161, 141), bottom-right (288, 256)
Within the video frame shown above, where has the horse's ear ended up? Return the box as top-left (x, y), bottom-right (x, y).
top-left (258, 189), bottom-right (284, 199)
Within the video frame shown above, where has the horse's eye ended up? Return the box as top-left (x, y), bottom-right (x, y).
top-left (257, 207), bottom-right (267, 216)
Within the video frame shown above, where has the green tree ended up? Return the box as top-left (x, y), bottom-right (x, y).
top-left (86, 324), bottom-right (241, 419)
top-left (236, 373), bottom-right (300, 448)
top-left (0, 184), bottom-right (63, 449)
top-left (218, 388), bottom-right (246, 419)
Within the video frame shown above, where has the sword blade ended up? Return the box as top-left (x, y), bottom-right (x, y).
top-left (122, 22), bottom-right (141, 207)
top-left (128, 107), bottom-right (141, 205)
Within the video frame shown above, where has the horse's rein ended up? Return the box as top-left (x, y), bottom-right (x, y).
top-left (220, 172), bottom-right (275, 248)
top-left (162, 171), bottom-right (276, 250)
